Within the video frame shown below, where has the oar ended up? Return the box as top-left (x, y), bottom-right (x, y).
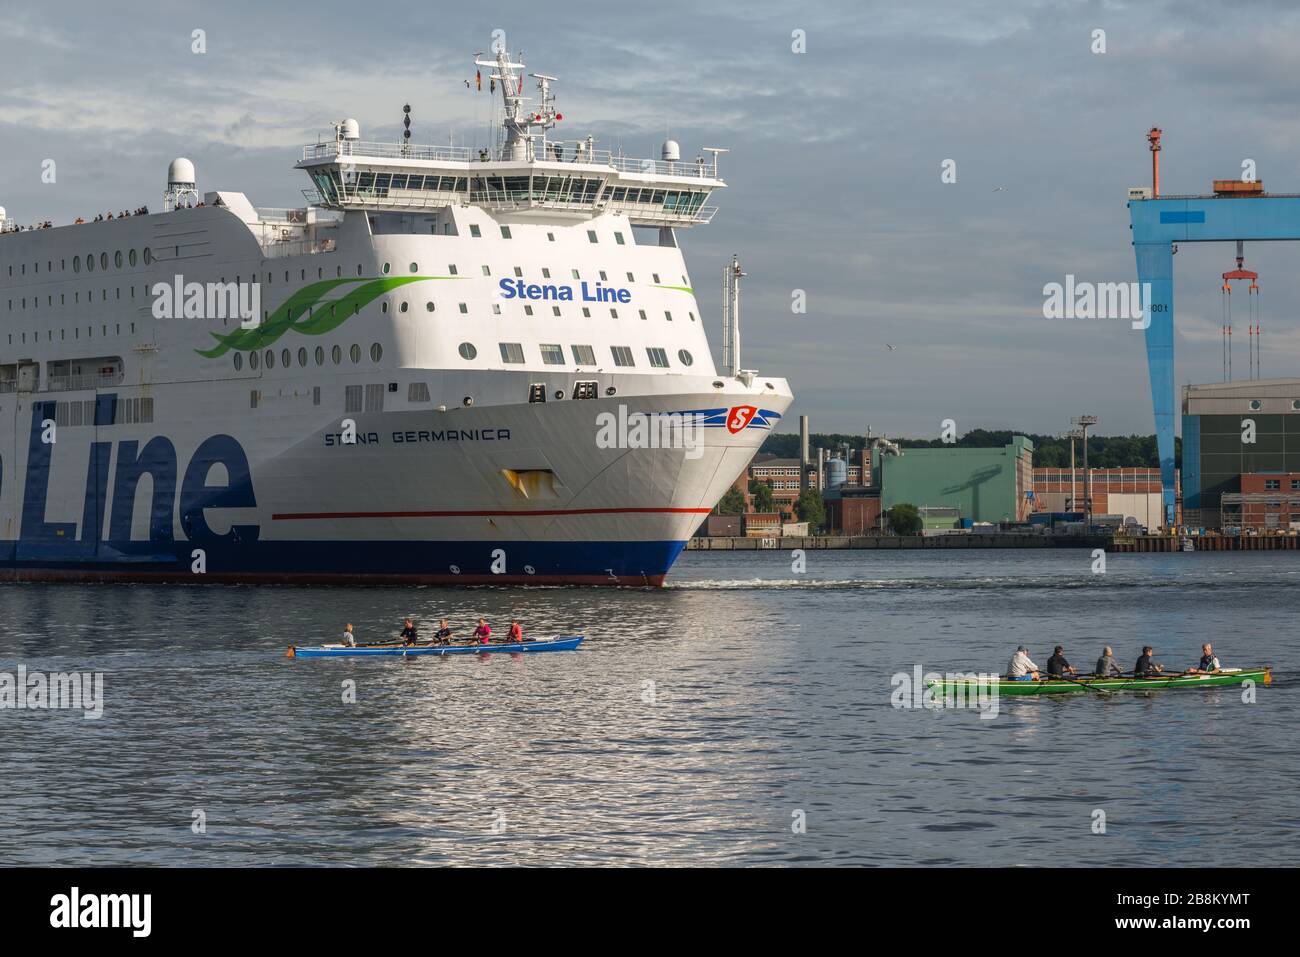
top-left (1044, 672), bottom-right (1114, 696)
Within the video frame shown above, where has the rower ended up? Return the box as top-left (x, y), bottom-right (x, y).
top-left (1006, 646), bottom-right (1040, 680)
top-left (1046, 645), bottom-right (1077, 677)
top-left (342, 623), bottom-right (356, 648)
top-left (1189, 643), bottom-right (1221, 674)
top-left (434, 619), bottom-right (454, 645)
top-left (1094, 646), bottom-right (1122, 677)
top-left (473, 618), bottom-right (491, 644)
top-left (507, 620), bottom-right (524, 644)
top-left (399, 617), bottom-right (419, 646)
top-left (1134, 645), bottom-right (1164, 676)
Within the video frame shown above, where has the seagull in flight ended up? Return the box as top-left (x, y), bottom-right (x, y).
top-left (885, 343), bottom-right (897, 351)
top-left (993, 186), bottom-right (1008, 192)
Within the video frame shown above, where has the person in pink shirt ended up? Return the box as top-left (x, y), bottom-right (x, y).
top-left (473, 619), bottom-right (491, 644)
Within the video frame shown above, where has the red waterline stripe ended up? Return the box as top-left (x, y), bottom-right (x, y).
top-left (272, 506), bottom-right (713, 521)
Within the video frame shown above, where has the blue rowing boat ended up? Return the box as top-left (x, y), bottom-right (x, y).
top-left (288, 636), bottom-right (583, 658)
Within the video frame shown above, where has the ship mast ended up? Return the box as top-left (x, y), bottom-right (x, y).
top-left (474, 47), bottom-right (560, 161)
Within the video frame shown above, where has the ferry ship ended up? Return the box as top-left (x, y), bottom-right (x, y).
top-left (0, 44), bottom-right (792, 585)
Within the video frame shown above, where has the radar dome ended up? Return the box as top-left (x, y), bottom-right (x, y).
top-left (661, 139), bottom-right (681, 162)
top-left (168, 157), bottom-right (196, 187)
top-left (341, 118), bottom-right (360, 140)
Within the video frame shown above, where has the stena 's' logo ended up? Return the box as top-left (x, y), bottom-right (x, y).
top-left (727, 406), bottom-right (757, 434)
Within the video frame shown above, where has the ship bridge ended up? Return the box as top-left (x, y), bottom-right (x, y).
top-left (296, 48), bottom-right (723, 227)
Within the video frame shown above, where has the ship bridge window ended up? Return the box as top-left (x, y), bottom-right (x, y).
top-left (647, 347), bottom-right (669, 368)
top-left (539, 344), bottom-right (564, 365)
top-left (499, 342), bottom-right (525, 364)
top-left (611, 346), bottom-right (634, 367)
top-left (389, 174), bottom-right (408, 189)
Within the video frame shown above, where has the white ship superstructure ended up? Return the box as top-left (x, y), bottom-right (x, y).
top-left (0, 43), bottom-right (792, 585)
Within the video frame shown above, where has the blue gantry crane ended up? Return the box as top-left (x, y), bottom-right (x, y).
top-left (1128, 127), bottom-right (1286, 528)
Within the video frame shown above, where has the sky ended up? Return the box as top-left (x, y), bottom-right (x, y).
top-left (4, 0), bottom-right (1300, 438)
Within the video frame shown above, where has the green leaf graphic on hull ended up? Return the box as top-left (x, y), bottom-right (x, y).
top-left (195, 276), bottom-right (453, 358)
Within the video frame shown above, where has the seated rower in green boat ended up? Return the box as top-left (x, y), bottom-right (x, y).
top-left (1046, 645), bottom-right (1077, 678)
top-left (1095, 646), bottom-right (1123, 677)
top-left (1189, 643), bottom-right (1221, 674)
top-left (1006, 646), bottom-right (1040, 681)
top-left (1134, 646), bottom-right (1164, 677)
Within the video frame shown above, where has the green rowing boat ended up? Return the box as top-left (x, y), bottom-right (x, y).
top-left (927, 667), bottom-right (1272, 697)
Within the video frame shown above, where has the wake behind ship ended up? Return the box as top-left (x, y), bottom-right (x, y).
top-left (0, 43), bottom-right (792, 585)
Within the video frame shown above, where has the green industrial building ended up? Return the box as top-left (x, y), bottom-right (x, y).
top-left (874, 436), bottom-right (1035, 526)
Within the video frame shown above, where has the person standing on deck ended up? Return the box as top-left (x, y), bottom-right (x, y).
top-left (1095, 646), bottom-right (1122, 677)
top-left (1135, 646), bottom-right (1164, 676)
top-left (1006, 646), bottom-right (1040, 680)
top-left (1046, 645), bottom-right (1077, 677)
top-left (1189, 643), bottom-right (1221, 673)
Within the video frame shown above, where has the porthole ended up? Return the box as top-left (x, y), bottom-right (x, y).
top-left (143, 248), bottom-right (153, 265)
top-left (86, 253), bottom-right (95, 273)
top-left (382, 262), bottom-right (391, 274)
top-left (399, 301), bottom-right (408, 313)
top-left (381, 301), bottom-right (389, 314)
top-left (249, 351), bottom-right (260, 370)
top-left (265, 349), bottom-right (275, 369)
top-left (1292, 400), bottom-right (1300, 411)
top-left (114, 251), bottom-right (122, 268)
top-left (298, 347), bottom-right (308, 367)
top-left (350, 343), bottom-right (361, 364)
top-left (100, 252), bottom-right (108, 270)
top-left (554, 389), bottom-right (565, 400)
top-left (458, 342), bottom-right (477, 360)
top-left (233, 353), bottom-right (243, 371)
top-left (463, 396), bottom-right (474, 407)
top-left (73, 256), bottom-right (81, 273)
top-left (370, 343), bottom-right (383, 363)
top-left (281, 348), bottom-right (291, 369)
top-left (331, 345), bottom-right (342, 365)
top-left (425, 302), bottom-right (435, 312)
top-left (677, 349), bottom-right (694, 366)
top-left (315, 346), bottom-right (325, 366)
top-left (606, 386), bottom-right (617, 396)
top-left (409, 262), bottom-right (418, 273)
top-left (128, 249), bottom-right (137, 267)
top-left (1249, 399), bottom-right (1262, 411)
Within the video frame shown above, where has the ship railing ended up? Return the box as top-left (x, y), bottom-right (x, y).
top-left (43, 373), bottom-right (125, 393)
top-left (301, 141), bottom-right (720, 180)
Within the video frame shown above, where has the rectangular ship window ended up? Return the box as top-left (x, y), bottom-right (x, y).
top-left (571, 344), bottom-right (596, 365)
top-left (499, 342), bottom-right (525, 364)
top-left (408, 382), bottom-right (431, 402)
top-left (611, 346), bottom-right (635, 367)
top-left (539, 344), bottom-right (564, 365)
top-left (344, 385), bottom-right (363, 413)
top-left (364, 384), bottom-right (385, 412)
